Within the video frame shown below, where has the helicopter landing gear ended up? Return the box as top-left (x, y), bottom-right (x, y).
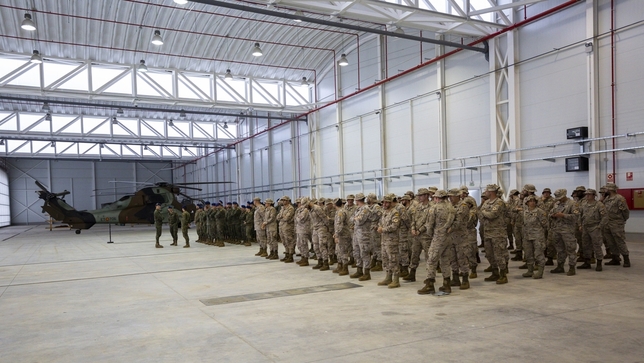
top-left (75, 229), bottom-right (81, 234)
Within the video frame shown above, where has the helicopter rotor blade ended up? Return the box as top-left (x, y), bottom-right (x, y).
top-left (178, 185), bottom-right (202, 191)
top-left (35, 180), bottom-right (49, 192)
top-left (175, 181), bottom-right (234, 185)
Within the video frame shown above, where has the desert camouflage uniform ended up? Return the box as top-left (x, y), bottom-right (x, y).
top-left (254, 204), bottom-right (267, 250)
top-left (264, 204), bottom-right (278, 252)
top-left (369, 202), bottom-right (383, 261)
top-left (603, 193), bottom-right (630, 256)
top-left (449, 199), bottom-right (471, 275)
top-left (396, 202), bottom-right (411, 268)
top-left (353, 204), bottom-right (372, 269)
top-left (549, 198), bottom-right (579, 267)
top-left (410, 202), bottom-right (432, 270)
top-left (424, 200), bottom-right (455, 280)
top-left (310, 204), bottom-right (331, 261)
top-left (277, 203), bottom-right (296, 255)
top-left (295, 205), bottom-right (311, 256)
top-left (479, 196), bottom-right (509, 270)
top-left (334, 208), bottom-right (352, 265)
top-left (523, 207), bottom-right (548, 267)
top-left (579, 199), bottom-right (608, 260)
top-left (379, 205), bottom-right (400, 274)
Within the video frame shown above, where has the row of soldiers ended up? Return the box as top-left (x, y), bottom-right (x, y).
top-left (247, 182), bottom-right (630, 296)
top-left (192, 202), bottom-right (256, 247)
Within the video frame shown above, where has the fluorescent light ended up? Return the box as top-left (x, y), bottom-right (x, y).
top-left (338, 53), bottom-right (348, 67)
top-left (21, 13), bottom-right (36, 31)
top-left (294, 10), bottom-right (303, 22)
top-left (151, 30), bottom-right (164, 45)
top-left (174, 0), bottom-right (189, 4)
top-left (252, 43), bottom-right (263, 57)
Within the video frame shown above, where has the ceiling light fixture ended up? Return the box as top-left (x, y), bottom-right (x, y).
top-left (151, 30), bottom-right (164, 45)
top-left (224, 69), bottom-right (233, 80)
top-left (0, 139), bottom-right (4, 146)
top-left (21, 13), bottom-right (36, 31)
top-left (112, 117), bottom-right (118, 125)
top-left (173, 0), bottom-right (189, 4)
top-left (179, 110), bottom-right (186, 118)
top-left (168, 119), bottom-right (174, 127)
top-left (301, 77), bottom-right (309, 86)
top-left (294, 10), bottom-right (303, 22)
top-left (42, 102), bottom-right (51, 112)
top-left (50, 141), bottom-right (55, 147)
top-left (116, 108), bottom-right (124, 115)
top-left (223, 122), bottom-right (228, 129)
top-left (338, 53), bottom-right (349, 67)
top-left (395, 26), bottom-right (405, 34)
top-left (251, 43), bottom-right (263, 57)
top-left (45, 113), bottom-right (52, 121)
top-left (144, 145), bottom-right (149, 150)
top-left (138, 59), bottom-right (148, 73)
top-left (30, 50), bottom-right (43, 64)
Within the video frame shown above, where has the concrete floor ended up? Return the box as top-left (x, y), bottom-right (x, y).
top-left (1, 224), bottom-right (643, 363)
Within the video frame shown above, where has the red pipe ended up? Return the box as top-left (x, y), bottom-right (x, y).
top-left (610, 0), bottom-right (616, 181)
top-left (179, 0), bottom-right (581, 167)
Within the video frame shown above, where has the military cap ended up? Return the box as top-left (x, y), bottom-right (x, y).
top-left (233, 201), bottom-right (239, 205)
top-left (167, 205), bottom-right (173, 209)
top-left (295, 198), bottom-right (301, 203)
top-left (240, 205), bottom-right (246, 209)
top-left (522, 184), bottom-right (537, 193)
top-left (310, 198), bottom-right (318, 204)
top-left (253, 197), bottom-right (261, 202)
top-left (382, 195), bottom-right (393, 203)
top-left (219, 200), bottom-right (223, 204)
top-left (346, 194), bottom-right (355, 200)
top-left (486, 184), bottom-right (500, 192)
top-left (554, 189), bottom-right (567, 200)
top-left (333, 197), bottom-right (341, 204)
top-left (448, 188), bottom-right (461, 197)
top-left (265, 198), bottom-right (273, 204)
top-left (156, 203), bottom-right (162, 206)
top-left (428, 186), bottom-right (438, 193)
top-left (599, 186), bottom-right (607, 193)
top-left (300, 197), bottom-right (310, 205)
top-left (225, 202), bottom-right (232, 205)
top-left (460, 185), bottom-right (469, 192)
top-left (405, 190), bottom-right (415, 197)
top-left (247, 201), bottom-right (252, 204)
top-left (197, 204), bottom-right (203, 208)
top-left (400, 194), bottom-right (411, 201)
top-left (417, 188), bottom-right (430, 195)
top-left (318, 197), bottom-right (326, 203)
top-left (434, 190), bottom-right (448, 198)
top-left (510, 189), bottom-right (519, 195)
top-left (585, 188), bottom-right (597, 195)
top-left (325, 199), bottom-right (333, 205)
top-left (525, 195), bottom-right (538, 203)
top-left (542, 188), bottom-right (551, 194)
top-left (574, 186), bottom-right (586, 192)
top-left (355, 193), bottom-right (366, 201)
top-left (367, 193), bottom-right (377, 200)
top-left (605, 183), bottom-right (617, 192)
top-left (282, 196), bottom-right (291, 201)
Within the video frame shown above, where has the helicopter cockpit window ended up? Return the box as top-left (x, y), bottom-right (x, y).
top-left (118, 195), bottom-right (132, 202)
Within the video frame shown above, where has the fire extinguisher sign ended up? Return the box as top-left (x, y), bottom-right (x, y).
top-left (626, 172), bottom-right (633, 181)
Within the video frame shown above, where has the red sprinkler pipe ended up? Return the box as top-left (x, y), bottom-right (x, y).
top-left (610, 0), bottom-right (617, 181)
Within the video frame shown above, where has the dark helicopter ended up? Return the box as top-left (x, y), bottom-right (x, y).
top-left (35, 180), bottom-right (227, 234)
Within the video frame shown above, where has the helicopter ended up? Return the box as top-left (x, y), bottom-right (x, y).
top-left (35, 180), bottom-right (228, 234)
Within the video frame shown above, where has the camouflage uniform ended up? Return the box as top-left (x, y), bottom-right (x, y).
top-left (603, 183), bottom-right (630, 262)
top-left (508, 192), bottom-right (524, 253)
top-left (410, 197), bottom-right (432, 270)
top-left (424, 193), bottom-right (455, 281)
top-left (181, 209), bottom-right (191, 246)
top-left (168, 208), bottom-right (179, 245)
top-left (154, 207), bottom-right (163, 245)
top-left (215, 206), bottom-right (226, 243)
top-left (264, 201), bottom-right (278, 254)
top-left (244, 208), bottom-right (254, 243)
top-left (344, 200), bottom-right (358, 260)
top-left (310, 204), bottom-right (331, 261)
top-left (334, 204), bottom-right (352, 266)
top-left (461, 190), bottom-right (479, 271)
top-left (325, 202), bottom-right (337, 259)
top-left (207, 206), bottom-right (217, 244)
top-left (277, 199), bottom-right (296, 256)
top-left (295, 201), bottom-right (312, 257)
top-left (579, 190), bottom-right (608, 262)
top-left (194, 207), bottom-right (204, 242)
top-left (253, 201), bottom-right (267, 252)
top-left (379, 199), bottom-right (401, 274)
top-left (523, 200), bottom-right (548, 268)
top-left (368, 195), bottom-right (383, 263)
top-left (549, 189), bottom-right (580, 270)
top-left (449, 193), bottom-right (471, 276)
top-left (397, 196), bottom-right (412, 269)
top-left (479, 186), bottom-right (509, 275)
top-left (538, 191), bottom-right (557, 259)
top-left (352, 197), bottom-right (372, 270)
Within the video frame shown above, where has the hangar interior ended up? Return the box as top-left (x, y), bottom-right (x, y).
top-left (0, 0), bottom-right (643, 362)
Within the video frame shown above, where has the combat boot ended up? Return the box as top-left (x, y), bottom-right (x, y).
top-left (533, 265), bottom-right (544, 279)
top-left (284, 253), bottom-right (294, 263)
top-left (518, 262), bottom-right (528, 269)
top-left (605, 255), bottom-right (621, 266)
top-left (339, 263), bottom-right (349, 276)
top-left (483, 265), bottom-right (495, 273)
top-left (400, 265), bottom-right (409, 278)
top-left (623, 255), bottom-right (631, 268)
top-left (388, 273), bottom-right (400, 289)
top-left (403, 268), bottom-right (416, 282)
top-left (469, 265), bottom-right (478, 279)
top-left (417, 279), bottom-right (435, 295)
top-left (243, 241), bottom-right (252, 246)
top-left (496, 268), bottom-right (508, 284)
top-left (170, 241), bottom-right (178, 246)
top-left (350, 267), bottom-right (364, 279)
top-left (358, 268), bottom-right (371, 281)
top-left (300, 257), bottom-right (309, 267)
top-left (183, 242), bottom-right (190, 248)
top-left (545, 257), bottom-right (554, 266)
top-left (371, 260), bottom-right (383, 272)
top-left (319, 259), bottom-right (330, 271)
top-left (522, 264), bottom-right (534, 278)
top-left (312, 258), bottom-right (323, 269)
top-left (567, 265), bottom-right (576, 276)
top-left (369, 257), bottom-right (377, 269)
top-left (603, 249), bottom-right (612, 259)
top-left (550, 262), bottom-right (565, 273)
top-left (268, 250), bottom-right (279, 260)
top-left (595, 259), bottom-right (602, 271)
top-left (511, 250), bottom-right (523, 261)
top-left (332, 262), bottom-right (342, 273)
top-left (259, 248), bottom-right (268, 257)
top-left (155, 243), bottom-right (164, 248)
top-left (460, 274), bottom-right (470, 290)
top-left (476, 252), bottom-right (481, 264)
top-left (578, 259), bottom-right (592, 269)
top-left (450, 271), bottom-right (461, 287)
top-left (264, 249), bottom-right (272, 259)
top-left (484, 268), bottom-right (499, 282)
top-left (378, 272), bottom-right (393, 286)
top-left (255, 247), bottom-right (263, 256)
top-left (439, 277), bottom-right (452, 293)
top-left (349, 256), bottom-right (356, 268)
top-left (280, 252), bottom-right (288, 262)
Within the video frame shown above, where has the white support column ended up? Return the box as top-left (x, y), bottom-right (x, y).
top-left (436, 34), bottom-right (448, 189)
top-left (378, 35), bottom-right (388, 196)
top-left (586, 0), bottom-right (600, 189)
top-left (336, 64), bottom-right (345, 196)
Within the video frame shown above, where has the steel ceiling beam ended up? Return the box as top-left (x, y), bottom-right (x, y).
top-left (188, 0), bottom-right (488, 53)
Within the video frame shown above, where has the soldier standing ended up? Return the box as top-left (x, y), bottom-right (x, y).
top-left (351, 193), bottom-right (372, 280)
top-left (406, 188), bottom-right (432, 283)
top-left (194, 204), bottom-right (203, 243)
top-left (603, 183), bottom-right (631, 267)
top-left (333, 198), bottom-right (351, 276)
top-left (214, 204), bottom-right (226, 247)
top-left (243, 206), bottom-right (254, 246)
top-left (181, 206), bottom-right (191, 248)
top-left (367, 194), bottom-right (383, 272)
top-left (207, 203), bottom-right (217, 245)
top-left (262, 198), bottom-right (279, 260)
top-left (460, 187), bottom-right (479, 278)
top-left (325, 199), bottom-right (337, 266)
top-left (508, 189), bottom-right (524, 263)
top-left (168, 205), bottom-right (179, 246)
top-left (522, 195), bottom-right (548, 278)
top-left (447, 188), bottom-right (472, 289)
top-left (377, 195), bottom-right (401, 288)
top-left (154, 203), bottom-right (164, 248)
top-left (344, 195), bottom-right (358, 267)
top-left (417, 190), bottom-right (455, 295)
top-left (479, 184), bottom-right (509, 284)
top-left (549, 189), bottom-right (580, 275)
top-left (539, 188), bottom-right (557, 265)
top-left (277, 196), bottom-right (296, 263)
top-left (295, 197), bottom-right (312, 266)
top-left (578, 189), bottom-right (608, 271)
top-left (253, 197), bottom-right (268, 257)
top-left (309, 199), bottom-right (332, 270)
top-left (398, 194), bottom-right (413, 278)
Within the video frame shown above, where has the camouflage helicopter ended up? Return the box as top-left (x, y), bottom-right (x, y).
top-left (35, 180), bottom-right (226, 234)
